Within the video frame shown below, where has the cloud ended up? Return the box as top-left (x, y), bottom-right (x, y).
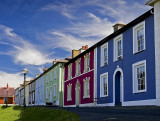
top-left (0, 71), bottom-right (32, 88)
top-left (67, 12), bottom-right (113, 38)
top-left (0, 25), bottom-right (53, 65)
top-left (39, 0), bottom-right (151, 53)
top-left (41, 2), bottom-right (75, 19)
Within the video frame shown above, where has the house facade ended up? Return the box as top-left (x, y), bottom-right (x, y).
top-left (35, 75), bottom-right (45, 106)
top-left (64, 46), bottom-right (97, 107)
top-left (95, 0), bottom-right (160, 106)
top-left (15, 87), bottom-right (20, 105)
top-left (44, 60), bottom-right (68, 107)
top-left (0, 84), bottom-right (15, 104)
top-left (29, 80), bottom-right (36, 105)
top-left (25, 84), bottom-right (29, 106)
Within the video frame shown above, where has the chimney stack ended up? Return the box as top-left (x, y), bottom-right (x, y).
top-left (43, 67), bottom-right (48, 72)
top-left (113, 23), bottom-right (125, 32)
top-left (53, 59), bottom-right (57, 65)
top-left (72, 50), bottom-right (79, 58)
top-left (36, 74), bottom-right (40, 78)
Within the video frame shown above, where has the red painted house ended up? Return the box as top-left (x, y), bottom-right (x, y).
top-left (0, 84), bottom-right (15, 104)
top-left (64, 45), bottom-right (97, 107)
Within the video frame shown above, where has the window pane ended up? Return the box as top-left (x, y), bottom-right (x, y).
top-left (137, 28), bottom-right (144, 51)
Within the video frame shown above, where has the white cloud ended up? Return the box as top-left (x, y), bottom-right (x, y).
top-left (67, 12), bottom-right (113, 38)
top-left (0, 71), bottom-right (32, 88)
top-left (0, 25), bottom-right (53, 65)
top-left (41, 3), bottom-right (75, 19)
top-left (39, 0), bottom-right (151, 53)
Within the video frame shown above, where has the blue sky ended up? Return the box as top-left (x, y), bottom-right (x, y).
top-left (0, 0), bottom-right (151, 88)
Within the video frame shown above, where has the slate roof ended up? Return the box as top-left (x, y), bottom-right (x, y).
top-left (0, 87), bottom-right (15, 97)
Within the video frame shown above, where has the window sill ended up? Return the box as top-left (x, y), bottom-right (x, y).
top-left (83, 96), bottom-right (90, 99)
top-left (133, 90), bottom-right (146, 94)
top-left (133, 49), bottom-right (145, 55)
top-left (114, 57), bottom-right (123, 62)
top-left (100, 95), bottom-right (108, 98)
top-left (101, 64), bottom-right (108, 68)
top-left (67, 99), bottom-right (72, 101)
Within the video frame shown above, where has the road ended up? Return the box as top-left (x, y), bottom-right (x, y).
top-left (48, 106), bottom-right (160, 121)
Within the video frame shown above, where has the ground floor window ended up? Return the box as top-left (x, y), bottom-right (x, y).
top-left (54, 84), bottom-right (57, 97)
top-left (132, 60), bottom-right (146, 93)
top-left (100, 72), bottom-right (108, 97)
top-left (83, 77), bottom-right (90, 98)
top-left (67, 84), bottom-right (72, 101)
top-left (46, 88), bottom-right (48, 99)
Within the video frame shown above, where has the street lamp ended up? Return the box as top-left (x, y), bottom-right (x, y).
top-left (22, 69), bottom-right (28, 108)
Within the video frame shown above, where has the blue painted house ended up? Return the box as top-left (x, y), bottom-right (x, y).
top-left (35, 74), bottom-right (45, 106)
top-left (93, 0), bottom-right (160, 106)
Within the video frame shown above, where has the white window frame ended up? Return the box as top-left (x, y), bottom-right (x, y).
top-left (54, 67), bottom-right (57, 79)
top-left (68, 64), bottom-right (72, 79)
top-left (67, 84), bottom-right (72, 101)
top-left (133, 21), bottom-right (145, 54)
top-left (46, 73), bottom-right (49, 83)
top-left (83, 77), bottom-right (90, 99)
top-left (114, 34), bottom-right (123, 62)
top-left (50, 71), bottom-right (53, 81)
top-left (33, 92), bottom-right (34, 101)
top-left (100, 72), bottom-right (108, 97)
top-left (132, 60), bottom-right (147, 93)
top-left (54, 84), bottom-right (57, 97)
top-left (76, 59), bottom-right (81, 76)
top-left (50, 86), bottom-right (52, 98)
top-left (46, 88), bottom-right (48, 99)
top-left (101, 43), bottom-right (108, 67)
top-left (84, 53), bottom-right (90, 72)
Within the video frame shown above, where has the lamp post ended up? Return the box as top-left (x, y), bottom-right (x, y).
top-left (22, 69), bottom-right (28, 108)
top-left (5, 88), bottom-right (8, 107)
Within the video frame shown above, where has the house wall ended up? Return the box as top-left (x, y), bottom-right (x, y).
top-left (64, 49), bottom-right (94, 106)
top-left (0, 97), bottom-right (4, 104)
top-left (35, 76), bottom-right (44, 105)
top-left (97, 15), bottom-right (156, 106)
top-left (44, 63), bottom-right (63, 106)
top-left (25, 85), bottom-right (29, 106)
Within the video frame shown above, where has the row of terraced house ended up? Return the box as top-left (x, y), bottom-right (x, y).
top-left (15, 0), bottom-right (160, 107)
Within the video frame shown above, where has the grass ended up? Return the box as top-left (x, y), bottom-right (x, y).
top-left (0, 106), bottom-right (80, 121)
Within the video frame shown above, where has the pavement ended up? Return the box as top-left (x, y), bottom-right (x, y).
top-left (48, 106), bottom-right (160, 121)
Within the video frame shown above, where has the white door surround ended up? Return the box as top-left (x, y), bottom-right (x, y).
top-left (113, 67), bottom-right (124, 106)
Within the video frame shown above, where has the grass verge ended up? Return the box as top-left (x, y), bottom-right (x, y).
top-left (0, 106), bottom-right (80, 121)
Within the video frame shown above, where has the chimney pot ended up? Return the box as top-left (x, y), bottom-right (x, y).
top-left (7, 83), bottom-right (8, 88)
top-left (85, 45), bottom-right (88, 49)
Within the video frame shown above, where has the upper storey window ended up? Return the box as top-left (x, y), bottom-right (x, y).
top-left (84, 53), bottom-right (90, 72)
top-left (114, 34), bottom-right (123, 62)
top-left (68, 64), bottom-right (72, 79)
top-left (101, 43), bottom-right (108, 67)
top-left (76, 59), bottom-right (81, 76)
top-left (133, 21), bottom-right (145, 54)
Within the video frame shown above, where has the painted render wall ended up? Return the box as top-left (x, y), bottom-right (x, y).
top-left (44, 63), bottom-right (64, 106)
top-left (64, 49), bottom-right (94, 106)
top-left (97, 14), bottom-right (156, 105)
top-left (35, 76), bottom-right (44, 105)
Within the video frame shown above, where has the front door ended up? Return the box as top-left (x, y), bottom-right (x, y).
top-left (50, 87), bottom-right (52, 102)
top-left (115, 71), bottom-right (122, 105)
top-left (76, 82), bottom-right (80, 106)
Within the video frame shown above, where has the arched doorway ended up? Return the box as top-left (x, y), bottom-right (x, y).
top-left (113, 67), bottom-right (124, 106)
top-left (75, 81), bottom-right (80, 107)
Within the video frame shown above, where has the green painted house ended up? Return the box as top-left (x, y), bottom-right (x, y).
top-left (44, 58), bottom-right (70, 106)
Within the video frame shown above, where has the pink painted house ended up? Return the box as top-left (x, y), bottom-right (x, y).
top-left (64, 45), bottom-right (97, 107)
